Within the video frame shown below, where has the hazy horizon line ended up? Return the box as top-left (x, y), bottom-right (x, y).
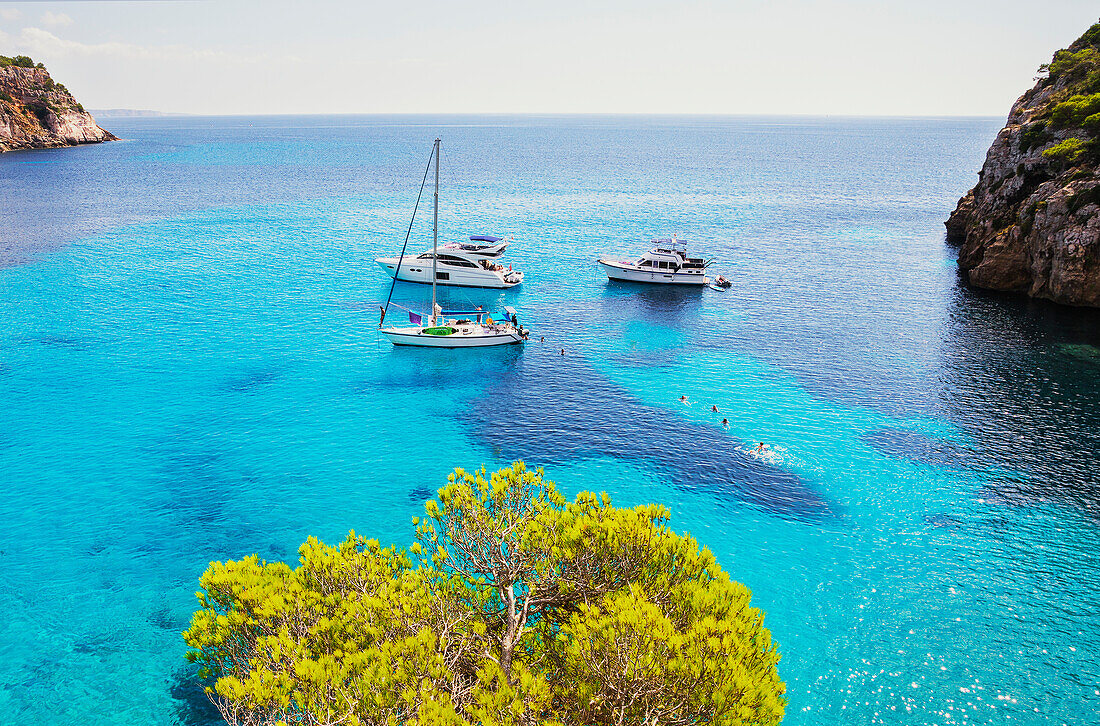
top-left (89, 109), bottom-right (1005, 120)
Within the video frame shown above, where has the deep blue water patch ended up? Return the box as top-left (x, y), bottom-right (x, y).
top-left (169, 665), bottom-right (222, 726)
top-left (861, 427), bottom-right (977, 470)
top-left (468, 354), bottom-right (831, 520)
top-left (222, 369), bottom-right (281, 393)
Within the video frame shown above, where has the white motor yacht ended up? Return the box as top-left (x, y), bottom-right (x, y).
top-left (376, 240), bottom-right (523, 289)
top-left (597, 236), bottom-right (709, 285)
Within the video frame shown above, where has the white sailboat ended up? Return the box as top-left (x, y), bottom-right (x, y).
top-left (379, 139), bottom-right (528, 348)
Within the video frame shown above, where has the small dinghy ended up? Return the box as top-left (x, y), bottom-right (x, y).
top-left (707, 274), bottom-right (732, 291)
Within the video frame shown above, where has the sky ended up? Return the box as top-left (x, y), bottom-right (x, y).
top-left (0, 0), bottom-right (1098, 116)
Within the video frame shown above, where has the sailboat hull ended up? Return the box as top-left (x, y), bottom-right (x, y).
top-left (380, 326), bottom-right (524, 347)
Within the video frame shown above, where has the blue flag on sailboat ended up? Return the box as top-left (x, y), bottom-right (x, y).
top-left (409, 311), bottom-right (422, 325)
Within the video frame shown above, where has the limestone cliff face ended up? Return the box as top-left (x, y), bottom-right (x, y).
top-left (946, 22), bottom-right (1100, 307)
top-left (0, 62), bottom-right (116, 152)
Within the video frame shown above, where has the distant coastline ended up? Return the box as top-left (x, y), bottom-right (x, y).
top-left (89, 109), bottom-right (189, 118)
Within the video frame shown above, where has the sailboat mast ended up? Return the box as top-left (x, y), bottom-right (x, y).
top-left (431, 138), bottom-right (440, 326)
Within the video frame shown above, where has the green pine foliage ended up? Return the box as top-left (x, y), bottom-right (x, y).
top-left (0, 55), bottom-right (40, 69)
top-left (184, 463), bottom-right (787, 726)
top-left (1047, 47), bottom-right (1100, 85)
top-left (1019, 120), bottom-right (1051, 152)
top-left (1050, 93), bottom-right (1100, 128)
top-left (1043, 137), bottom-right (1089, 164)
top-left (1042, 21), bottom-right (1100, 92)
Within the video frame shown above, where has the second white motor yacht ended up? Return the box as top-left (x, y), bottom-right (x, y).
top-left (597, 236), bottom-right (709, 285)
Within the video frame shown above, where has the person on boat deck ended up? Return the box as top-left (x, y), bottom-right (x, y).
top-left (510, 313), bottom-right (518, 326)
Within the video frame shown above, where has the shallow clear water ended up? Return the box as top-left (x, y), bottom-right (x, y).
top-left (2, 115), bottom-right (1099, 725)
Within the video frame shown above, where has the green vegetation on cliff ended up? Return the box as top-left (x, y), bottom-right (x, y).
top-left (184, 463), bottom-right (786, 726)
top-left (0, 55), bottom-right (44, 69)
top-left (1025, 22), bottom-right (1100, 163)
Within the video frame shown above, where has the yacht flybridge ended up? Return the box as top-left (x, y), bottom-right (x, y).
top-left (378, 139), bottom-right (528, 348)
top-left (376, 236), bottom-right (523, 289)
top-left (597, 236), bottom-right (711, 285)
top-left (443, 235), bottom-right (509, 257)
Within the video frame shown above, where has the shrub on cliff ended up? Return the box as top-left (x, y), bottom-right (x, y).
top-left (1019, 120), bottom-right (1051, 152)
top-left (1038, 23), bottom-right (1100, 94)
top-left (24, 100), bottom-right (52, 124)
top-left (184, 463), bottom-right (786, 726)
top-left (1050, 93), bottom-right (1100, 128)
top-left (1047, 47), bottom-right (1100, 81)
top-left (0, 55), bottom-right (40, 69)
top-left (1043, 137), bottom-right (1090, 165)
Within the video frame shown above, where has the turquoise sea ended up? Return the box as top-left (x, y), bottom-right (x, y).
top-left (2, 115), bottom-right (1099, 725)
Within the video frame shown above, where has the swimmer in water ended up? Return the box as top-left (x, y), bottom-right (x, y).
top-left (754, 442), bottom-right (769, 454)
top-left (711, 404), bottom-right (718, 413)
top-left (560, 348), bottom-right (565, 356)
top-left (679, 395), bottom-right (691, 405)
top-left (721, 418), bottom-right (729, 428)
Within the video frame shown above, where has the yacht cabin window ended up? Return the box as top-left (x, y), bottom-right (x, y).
top-left (437, 254), bottom-right (478, 268)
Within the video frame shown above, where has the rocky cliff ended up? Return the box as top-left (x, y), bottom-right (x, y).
top-left (946, 22), bottom-right (1100, 307)
top-left (0, 55), bottom-right (115, 152)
